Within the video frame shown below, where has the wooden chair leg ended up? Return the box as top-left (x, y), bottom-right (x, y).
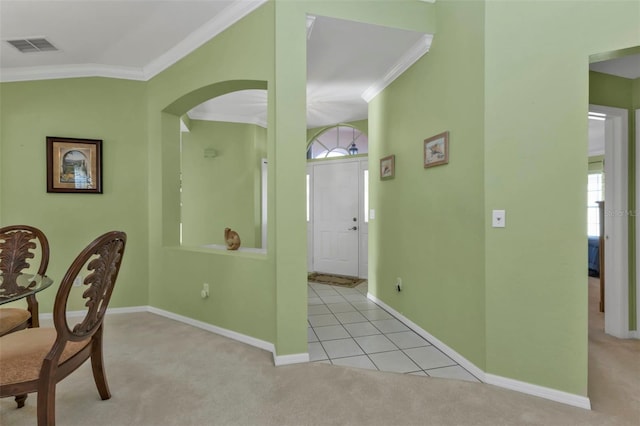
top-left (37, 380), bottom-right (56, 426)
top-left (28, 294), bottom-right (40, 328)
top-left (15, 394), bottom-right (27, 408)
top-left (90, 331), bottom-right (111, 400)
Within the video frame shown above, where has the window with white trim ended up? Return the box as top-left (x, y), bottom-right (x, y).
top-left (587, 173), bottom-right (604, 236)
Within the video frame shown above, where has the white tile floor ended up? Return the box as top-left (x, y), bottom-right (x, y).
top-left (308, 281), bottom-right (480, 383)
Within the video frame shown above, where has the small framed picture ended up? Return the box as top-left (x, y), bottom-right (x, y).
top-left (46, 136), bottom-right (103, 193)
top-left (424, 131), bottom-right (449, 168)
top-left (380, 155), bottom-right (395, 180)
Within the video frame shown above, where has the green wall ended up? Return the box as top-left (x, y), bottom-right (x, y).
top-left (369, 0), bottom-right (486, 369)
top-left (0, 78), bottom-right (149, 312)
top-left (181, 120), bottom-right (266, 248)
top-left (483, 0), bottom-right (639, 396)
top-left (145, 3), bottom-right (277, 345)
top-left (590, 71), bottom-right (635, 107)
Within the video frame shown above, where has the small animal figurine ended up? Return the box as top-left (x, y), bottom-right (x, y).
top-left (224, 228), bottom-right (241, 250)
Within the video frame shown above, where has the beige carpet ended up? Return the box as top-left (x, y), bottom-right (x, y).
top-left (1, 284), bottom-right (638, 425)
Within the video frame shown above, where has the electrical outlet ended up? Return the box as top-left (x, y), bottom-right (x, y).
top-left (396, 277), bottom-right (402, 292)
top-left (492, 209), bottom-right (506, 228)
top-left (73, 275), bottom-right (83, 287)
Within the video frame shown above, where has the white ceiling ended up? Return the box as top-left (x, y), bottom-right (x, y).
top-left (589, 53), bottom-right (640, 79)
top-left (0, 0), bottom-right (431, 129)
top-left (1, 1), bottom-right (636, 130)
top-left (305, 15), bottom-right (430, 127)
top-left (188, 15), bottom-right (432, 128)
top-left (0, 0), bottom-right (255, 80)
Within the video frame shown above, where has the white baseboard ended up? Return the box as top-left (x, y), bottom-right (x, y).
top-left (484, 374), bottom-right (591, 409)
top-left (148, 307), bottom-right (310, 366)
top-left (147, 306), bottom-right (275, 353)
top-left (367, 293), bottom-right (592, 410)
top-left (41, 305), bottom-right (310, 366)
top-left (274, 352), bottom-right (310, 366)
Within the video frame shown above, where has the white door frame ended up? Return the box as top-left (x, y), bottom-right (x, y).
top-left (636, 109), bottom-right (640, 337)
top-left (261, 158), bottom-right (267, 250)
top-left (590, 104), bottom-right (629, 338)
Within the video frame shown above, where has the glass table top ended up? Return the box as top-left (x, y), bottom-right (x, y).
top-left (0, 273), bottom-right (54, 305)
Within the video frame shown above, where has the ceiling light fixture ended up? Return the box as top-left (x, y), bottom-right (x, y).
top-left (348, 142), bottom-right (358, 155)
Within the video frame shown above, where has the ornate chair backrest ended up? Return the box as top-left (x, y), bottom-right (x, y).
top-left (51, 231), bottom-right (126, 344)
top-left (0, 225), bottom-right (50, 292)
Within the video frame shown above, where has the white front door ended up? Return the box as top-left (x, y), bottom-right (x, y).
top-left (312, 161), bottom-right (359, 276)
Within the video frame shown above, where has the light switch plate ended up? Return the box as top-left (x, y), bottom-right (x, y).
top-left (492, 210), bottom-right (506, 228)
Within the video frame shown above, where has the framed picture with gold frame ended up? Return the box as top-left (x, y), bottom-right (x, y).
top-left (380, 155), bottom-right (395, 180)
top-left (424, 131), bottom-right (449, 168)
top-left (46, 136), bottom-right (103, 193)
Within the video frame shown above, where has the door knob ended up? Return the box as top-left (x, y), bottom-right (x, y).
top-left (348, 226), bottom-right (358, 231)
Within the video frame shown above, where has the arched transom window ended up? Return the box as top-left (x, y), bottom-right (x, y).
top-left (307, 125), bottom-right (368, 159)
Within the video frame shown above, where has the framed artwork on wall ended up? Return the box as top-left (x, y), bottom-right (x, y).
top-left (424, 131), bottom-right (449, 168)
top-left (46, 136), bottom-right (103, 193)
top-left (380, 155), bottom-right (395, 180)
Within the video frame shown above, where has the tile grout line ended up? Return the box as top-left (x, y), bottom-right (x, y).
top-left (308, 282), bottom-right (480, 381)
top-left (315, 285), bottom-right (384, 371)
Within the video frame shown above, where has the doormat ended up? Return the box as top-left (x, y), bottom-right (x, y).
top-left (308, 272), bottom-right (366, 288)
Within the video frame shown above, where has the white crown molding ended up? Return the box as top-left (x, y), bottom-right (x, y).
top-left (362, 33), bottom-right (433, 103)
top-left (367, 293), bottom-right (592, 410)
top-left (143, 0), bottom-right (268, 80)
top-left (306, 15), bottom-right (317, 40)
top-left (187, 111), bottom-right (267, 128)
top-left (0, 63), bottom-right (147, 82)
top-left (0, 0), bottom-right (268, 83)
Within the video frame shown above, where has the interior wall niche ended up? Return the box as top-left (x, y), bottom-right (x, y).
top-left (161, 81), bottom-right (268, 252)
top-left (181, 119), bottom-right (266, 249)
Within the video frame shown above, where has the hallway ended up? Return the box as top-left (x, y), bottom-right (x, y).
top-left (307, 281), bottom-right (479, 382)
top-left (588, 276), bottom-right (640, 420)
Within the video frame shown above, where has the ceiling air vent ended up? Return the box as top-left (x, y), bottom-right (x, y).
top-left (6, 38), bottom-right (58, 53)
